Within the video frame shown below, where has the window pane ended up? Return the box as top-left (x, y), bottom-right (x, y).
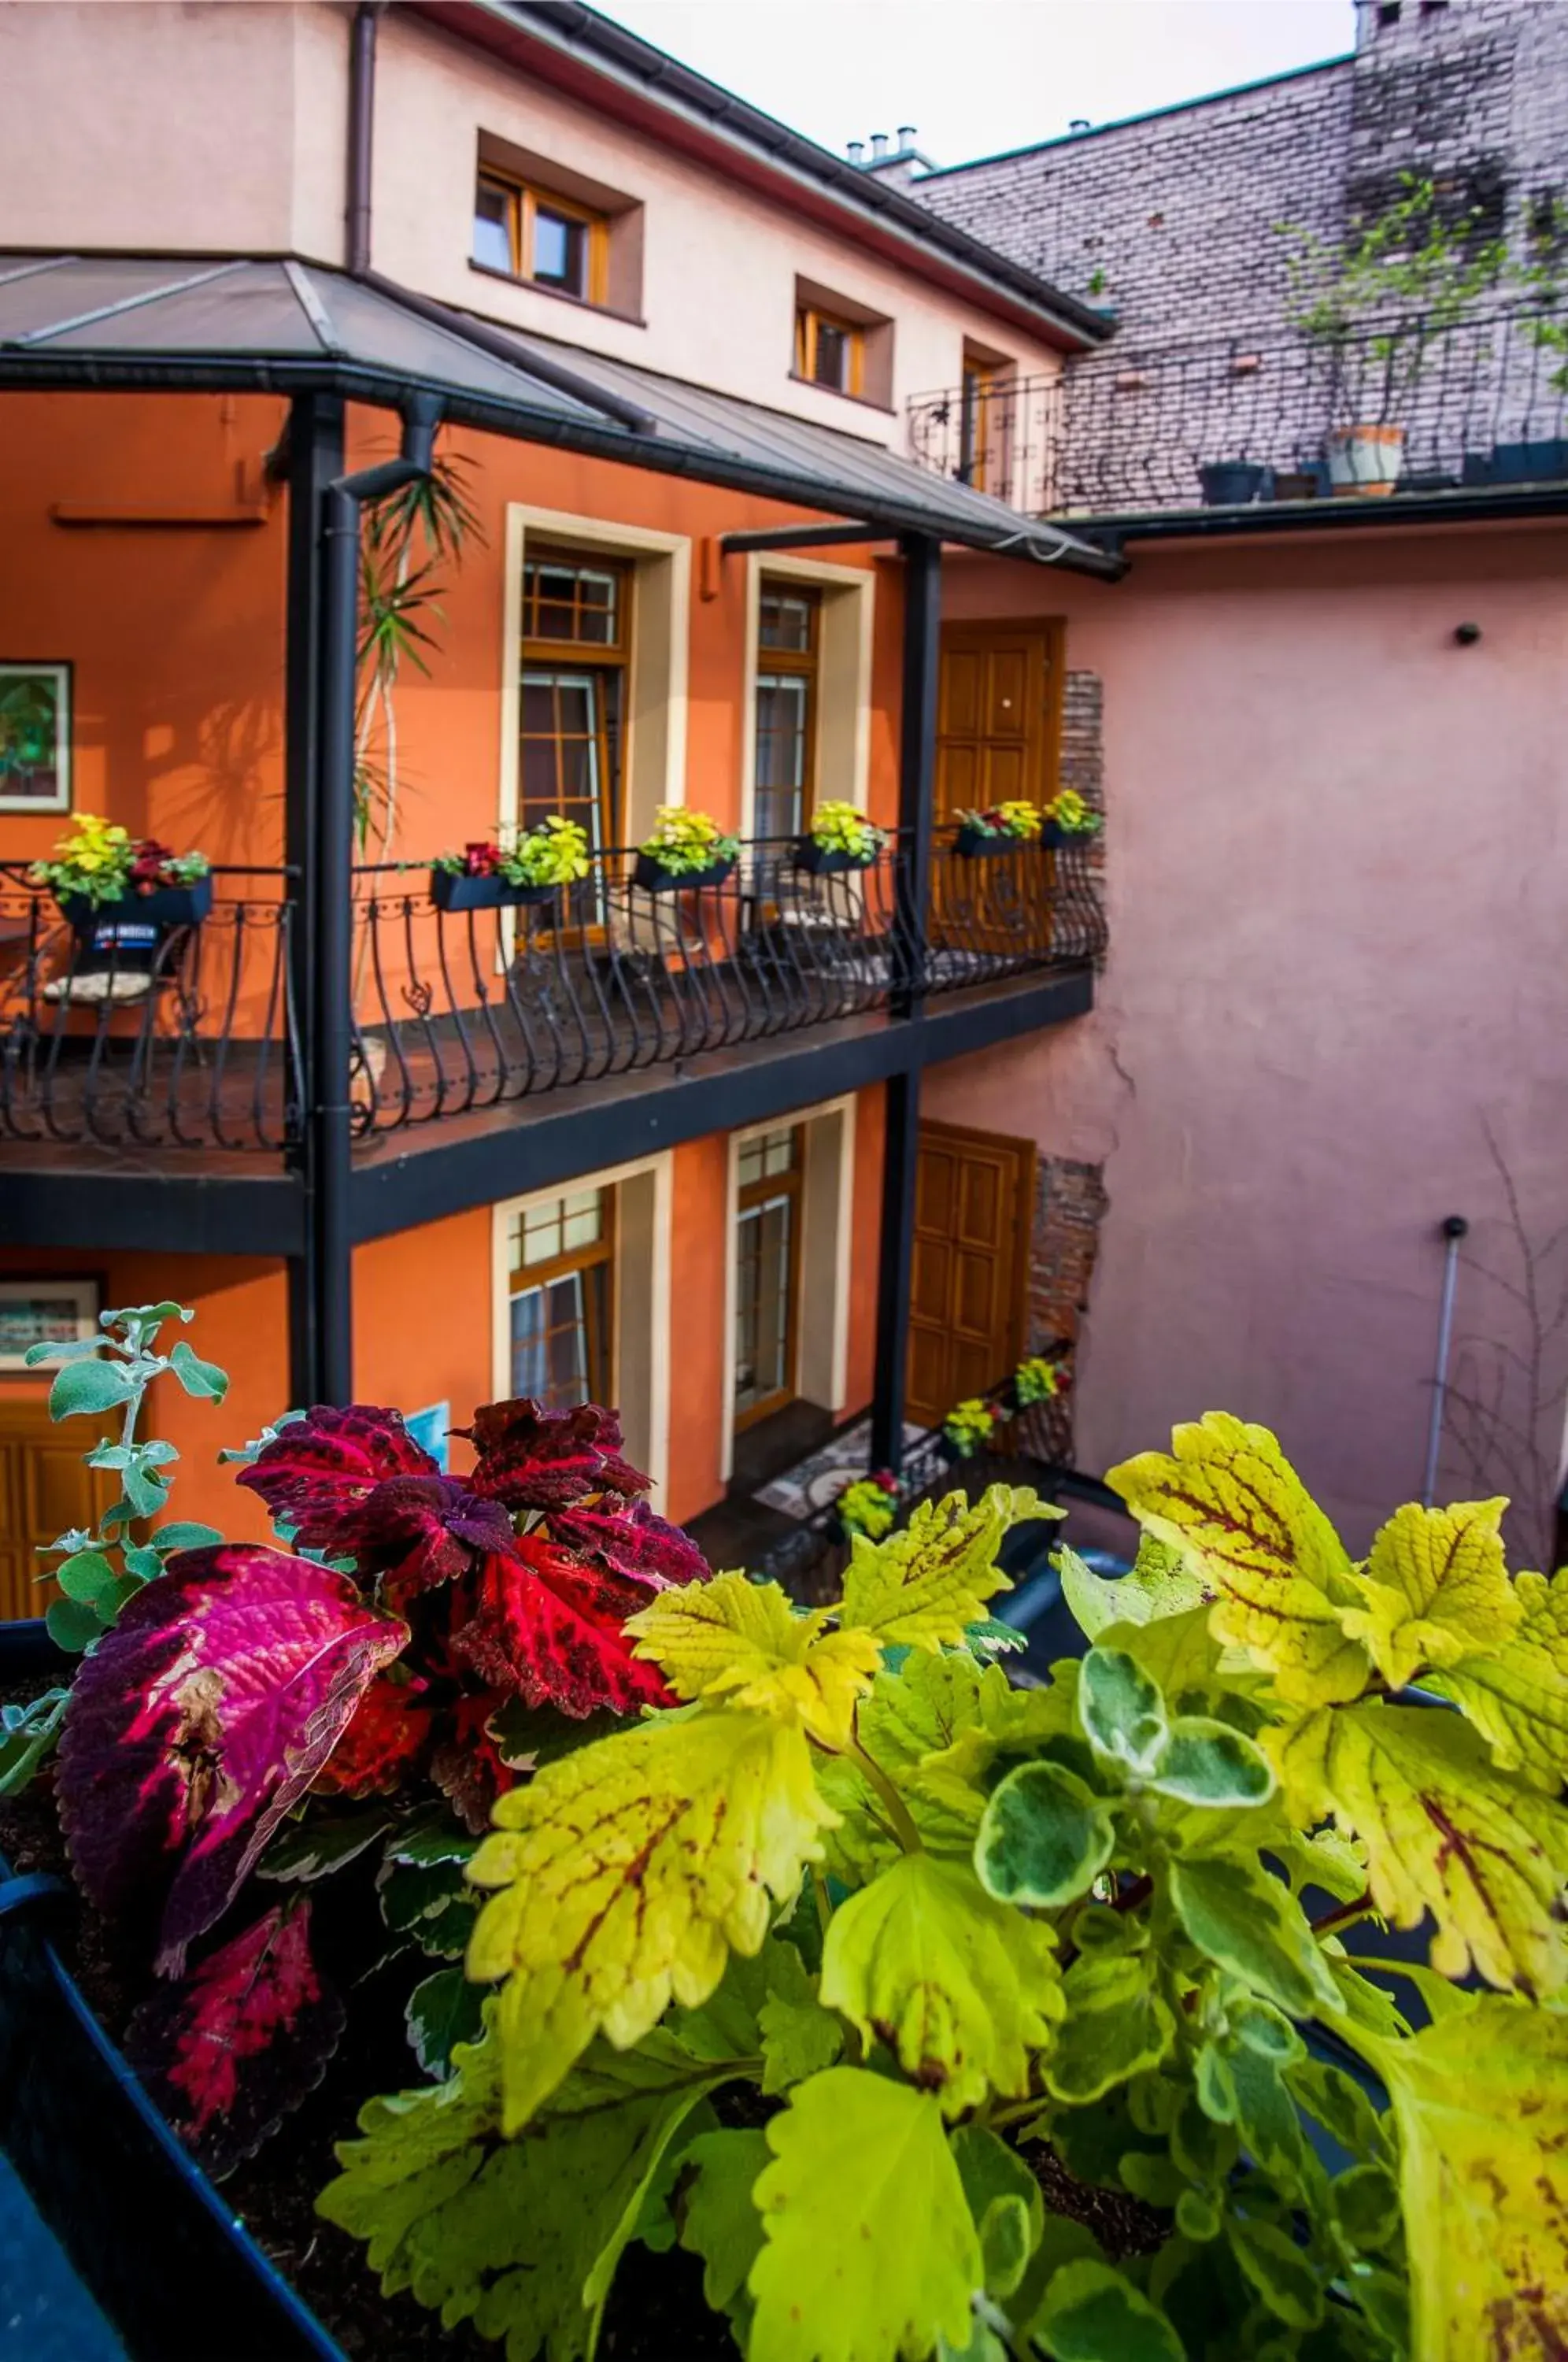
top-left (763, 1128), bottom-right (797, 1176)
top-left (760, 591), bottom-right (814, 653)
top-left (734, 1197), bottom-right (793, 1412)
top-left (474, 181), bottom-right (512, 273)
top-left (524, 560), bottom-right (620, 648)
top-left (737, 1141), bottom-right (764, 1190)
top-left (812, 319), bottom-right (849, 391)
top-left (532, 206), bottom-right (587, 296)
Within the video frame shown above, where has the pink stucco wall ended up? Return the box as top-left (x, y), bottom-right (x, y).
top-left (928, 520), bottom-right (1568, 1553)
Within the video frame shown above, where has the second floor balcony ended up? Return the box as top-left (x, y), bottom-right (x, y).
top-left (908, 302), bottom-right (1568, 527)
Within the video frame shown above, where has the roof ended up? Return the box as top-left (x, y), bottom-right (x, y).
top-left (0, 253), bottom-right (1122, 576)
top-left (409, 1), bottom-right (1114, 351)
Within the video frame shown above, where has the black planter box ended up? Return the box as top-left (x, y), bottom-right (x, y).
top-left (954, 826), bottom-right (1022, 858)
top-left (1199, 459), bottom-right (1269, 507)
top-left (632, 853), bottom-right (735, 893)
top-left (61, 876), bottom-right (213, 939)
top-left (1042, 820), bottom-right (1097, 851)
top-left (430, 868), bottom-right (557, 913)
top-left (1474, 439), bottom-right (1568, 487)
top-left (793, 839), bottom-right (878, 876)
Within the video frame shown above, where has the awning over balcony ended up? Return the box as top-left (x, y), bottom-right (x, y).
top-left (0, 251), bottom-right (1122, 576)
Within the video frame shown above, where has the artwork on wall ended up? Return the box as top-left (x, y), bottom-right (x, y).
top-left (0, 661), bottom-right (71, 813)
top-left (0, 1278), bottom-right (100, 1372)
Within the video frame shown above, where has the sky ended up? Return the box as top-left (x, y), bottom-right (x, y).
top-left (599, 0), bottom-right (1355, 172)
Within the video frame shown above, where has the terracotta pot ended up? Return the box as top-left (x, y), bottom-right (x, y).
top-left (1325, 424), bottom-right (1404, 497)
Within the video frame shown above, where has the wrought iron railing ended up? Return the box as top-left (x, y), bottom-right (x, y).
top-left (0, 868), bottom-right (300, 1153)
top-left (908, 302), bottom-right (1568, 520)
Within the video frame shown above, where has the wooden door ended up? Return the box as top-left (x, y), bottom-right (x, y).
top-left (906, 1120), bottom-right (1034, 1427)
top-left (0, 1401), bottom-right (112, 1622)
top-left (935, 622), bottom-right (1061, 823)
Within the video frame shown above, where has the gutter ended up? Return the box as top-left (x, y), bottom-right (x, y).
top-left (1067, 486), bottom-right (1568, 547)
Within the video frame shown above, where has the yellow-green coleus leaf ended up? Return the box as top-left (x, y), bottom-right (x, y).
top-left (626, 1574), bottom-right (879, 1748)
top-left (1058, 1534), bottom-right (1212, 1642)
top-left (1432, 1565), bottom-right (1568, 1789)
top-left (839, 1483), bottom-right (1049, 1649)
top-left (1340, 1498), bottom-right (1520, 1691)
top-left (1366, 1997), bottom-right (1568, 2362)
top-left (819, 1852), bottom-right (1063, 2115)
top-left (1270, 1699), bottom-right (1568, 1995)
top-left (1108, 1413), bottom-right (1372, 1706)
top-left (468, 1709), bottom-right (835, 2131)
top-left (749, 2066), bottom-right (982, 2362)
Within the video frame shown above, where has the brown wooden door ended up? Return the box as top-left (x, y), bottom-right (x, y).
top-left (935, 622), bottom-right (1060, 822)
top-left (0, 1401), bottom-right (112, 1622)
top-left (906, 1120), bottom-right (1034, 1427)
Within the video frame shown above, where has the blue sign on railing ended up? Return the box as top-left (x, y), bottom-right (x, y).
top-left (405, 1401), bottom-right (449, 1471)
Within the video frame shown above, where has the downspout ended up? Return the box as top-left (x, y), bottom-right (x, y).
top-left (346, 2), bottom-right (383, 276)
top-left (1422, 1214), bottom-right (1469, 1508)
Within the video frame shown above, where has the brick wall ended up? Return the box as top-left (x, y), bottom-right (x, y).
top-left (1059, 668), bottom-right (1105, 926)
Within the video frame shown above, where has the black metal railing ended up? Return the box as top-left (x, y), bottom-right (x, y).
top-left (347, 831), bottom-right (1104, 1135)
top-left (0, 869), bottom-right (301, 1153)
top-left (908, 302), bottom-right (1568, 520)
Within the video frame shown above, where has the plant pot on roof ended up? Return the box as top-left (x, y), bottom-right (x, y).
top-left (1040, 789), bottom-right (1102, 851)
top-left (429, 816), bottom-right (589, 912)
top-left (1198, 459), bottom-right (1270, 506)
top-left (792, 799), bottom-right (886, 876)
top-left (632, 805), bottom-right (739, 891)
top-left (30, 814), bottom-right (213, 937)
top-left (953, 800), bottom-right (1041, 857)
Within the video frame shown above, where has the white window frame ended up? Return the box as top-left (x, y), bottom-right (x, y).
top-left (739, 553), bottom-right (875, 842)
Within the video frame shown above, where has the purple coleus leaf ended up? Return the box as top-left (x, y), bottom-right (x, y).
top-left (238, 1405), bottom-right (513, 1591)
top-left (547, 1498), bottom-right (708, 1590)
top-left (125, 1899), bottom-right (343, 2179)
top-left (57, 1545), bottom-right (407, 1974)
top-left (451, 1538), bottom-right (671, 1719)
top-left (459, 1398), bottom-right (650, 1512)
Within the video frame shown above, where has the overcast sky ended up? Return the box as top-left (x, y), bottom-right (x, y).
top-left (600, 1), bottom-right (1355, 171)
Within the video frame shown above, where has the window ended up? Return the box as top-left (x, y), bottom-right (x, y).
top-left (795, 304), bottom-right (864, 398)
top-left (734, 1127), bottom-right (803, 1426)
top-left (960, 355), bottom-right (997, 494)
top-left (753, 584), bottom-right (820, 846)
top-left (519, 548), bottom-right (629, 868)
top-left (474, 172), bottom-right (608, 305)
top-left (505, 1187), bottom-right (614, 1408)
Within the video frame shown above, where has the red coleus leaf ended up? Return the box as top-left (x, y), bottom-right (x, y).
top-left (57, 1545), bottom-right (407, 1974)
top-left (125, 1899), bottom-right (343, 2179)
top-left (311, 1673), bottom-right (432, 1798)
top-left (239, 1405), bottom-right (513, 1591)
top-left (430, 1689), bottom-right (517, 1835)
top-left (460, 1398), bottom-right (649, 1512)
top-left (547, 1498), bottom-right (708, 1590)
top-left (450, 1538), bottom-right (671, 1719)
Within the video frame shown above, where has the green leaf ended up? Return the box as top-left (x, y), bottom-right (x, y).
top-left (1078, 1646), bottom-right (1169, 1774)
top-left (838, 1483), bottom-right (1042, 1649)
top-left (1059, 1537), bottom-right (1210, 1642)
top-left (260, 1806), bottom-right (399, 1883)
top-left (1224, 2212), bottom-right (1323, 2329)
top-left (1196, 2037), bottom-right (1307, 2189)
top-left (47, 1358), bottom-right (133, 1420)
top-left (1329, 2160), bottom-right (1400, 2253)
top-left (149, 1521), bottom-right (224, 1553)
top-left (1148, 1719), bottom-right (1274, 1808)
top-left (756, 1940), bottom-right (843, 2095)
top-left (1175, 2189), bottom-right (1220, 2242)
top-left (1285, 2054), bottom-right (1390, 2165)
top-left (677, 2127), bottom-right (768, 2331)
top-left (974, 1759), bottom-right (1116, 1908)
top-left (1167, 1856), bottom-right (1342, 2017)
top-left (0, 1689), bottom-right (68, 1795)
top-left (379, 1857), bottom-right (479, 1958)
top-left (120, 1546), bottom-right (164, 1582)
top-left (951, 2124), bottom-right (1043, 2299)
top-left (405, 1967), bottom-right (486, 2079)
top-left (168, 1339), bottom-right (229, 1401)
top-left (23, 1338), bottom-right (104, 1366)
top-left (1045, 1952), bottom-right (1174, 2105)
top-left (822, 1851), bottom-right (1062, 2116)
top-left (54, 1549), bottom-right (117, 1606)
top-left (45, 1595), bottom-right (102, 1653)
top-left (383, 1810), bottom-right (481, 1868)
top-left (1033, 2259), bottom-right (1185, 2362)
top-left (748, 2067), bottom-right (981, 2362)
top-left (486, 1695), bottom-right (628, 1769)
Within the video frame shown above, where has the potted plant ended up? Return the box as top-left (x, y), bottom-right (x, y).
top-left (429, 816), bottom-right (590, 911)
top-left (1197, 459), bottom-right (1270, 507)
top-left (941, 1394), bottom-right (1000, 1459)
top-left (1279, 172), bottom-right (1507, 496)
top-left (1007, 1351), bottom-right (1066, 1412)
top-left (793, 800), bottom-right (886, 876)
top-left (952, 800), bottom-right (1041, 857)
top-left (832, 1468), bottom-right (900, 1541)
top-left (1041, 788), bottom-right (1102, 850)
top-left (29, 813), bottom-right (213, 934)
top-left (633, 805), bottom-right (741, 892)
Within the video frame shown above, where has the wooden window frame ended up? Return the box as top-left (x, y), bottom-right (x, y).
top-left (520, 546), bottom-right (631, 853)
top-left (476, 170), bottom-right (610, 307)
top-left (733, 1127), bottom-right (804, 1431)
top-left (960, 356), bottom-right (997, 496)
top-left (507, 1190), bottom-right (616, 1407)
top-left (753, 582), bottom-right (821, 842)
top-left (794, 304), bottom-right (865, 398)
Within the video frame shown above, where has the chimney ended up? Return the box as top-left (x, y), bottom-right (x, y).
top-left (847, 139), bottom-right (865, 165)
top-left (869, 131), bottom-right (889, 161)
top-left (897, 125), bottom-right (918, 155)
top-left (1069, 117), bottom-right (1091, 135)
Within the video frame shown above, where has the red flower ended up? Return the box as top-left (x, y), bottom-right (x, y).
top-left (130, 838), bottom-right (177, 892)
top-left (459, 1399), bottom-right (650, 1512)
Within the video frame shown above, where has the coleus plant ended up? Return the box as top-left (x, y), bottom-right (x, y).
top-left (15, 1319), bottom-right (705, 2179)
top-left (322, 1416), bottom-right (1568, 2362)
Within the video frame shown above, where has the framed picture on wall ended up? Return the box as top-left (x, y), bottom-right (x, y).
top-left (0, 1279), bottom-right (100, 1372)
top-left (0, 661), bottom-right (72, 813)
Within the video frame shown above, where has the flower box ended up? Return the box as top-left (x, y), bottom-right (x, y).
top-left (429, 869), bottom-right (557, 913)
top-left (1042, 820), bottom-right (1096, 851)
top-left (954, 824), bottom-right (1019, 858)
top-left (632, 853), bottom-right (735, 893)
top-left (793, 838), bottom-right (878, 876)
top-left (60, 875), bottom-right (213, 937)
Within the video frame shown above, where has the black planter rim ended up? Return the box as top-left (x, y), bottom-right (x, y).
top-left (429, 868), bottom-right (557, 910)
top-left (792, 838), bottom-right (878, 875)
top-left (632, 852), bottom-right (736, 892)
top-left (59, 875), bottom-right (213, 935)
top-left (953, 827), bottom-right (1024, 857)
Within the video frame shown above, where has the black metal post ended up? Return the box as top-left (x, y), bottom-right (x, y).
top-left (283, 393), bottom-right (345, 1409)
top-left (871, 531), bottom-right (942, 1470)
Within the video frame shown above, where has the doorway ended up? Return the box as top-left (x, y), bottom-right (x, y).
top-left (906, 1120), bottom-right (1035, 1427)
top-left (0, 1400), bottom-right (113, 1623)
top-left (935, 621), bottom-right (1061, 822)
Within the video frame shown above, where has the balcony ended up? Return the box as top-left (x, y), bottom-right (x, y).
top-left (908, 303), bottom-right (1568, 525)
top-left (0, 832), bottom-right (1104, 1163)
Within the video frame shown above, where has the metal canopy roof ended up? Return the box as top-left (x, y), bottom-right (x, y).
top-left (0, 253), bottom-right (1122, 577)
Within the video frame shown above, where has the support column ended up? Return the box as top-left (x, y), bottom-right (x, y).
top-left (283, 393), bottom-right (345, 1408)
top-left (871, 533), bottom-right (942, 1470)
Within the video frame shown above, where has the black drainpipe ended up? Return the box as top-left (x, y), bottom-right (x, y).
top-left (346, 2), bottom-right (382, 276)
